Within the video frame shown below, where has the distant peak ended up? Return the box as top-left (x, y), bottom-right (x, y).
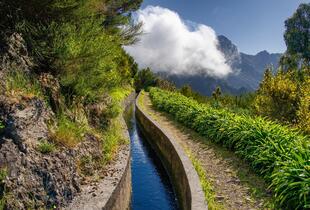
top-left (256, 50), bottom-right (270, 56)
top-left (217, 35), bottom-right (233, 44)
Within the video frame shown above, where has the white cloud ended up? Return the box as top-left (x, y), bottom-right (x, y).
top-left (124, 6), bottom-right (232, 78)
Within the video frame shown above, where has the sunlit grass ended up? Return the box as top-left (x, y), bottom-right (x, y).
top-left (186, 150), bottom-right (224, 210)
top-left (149, 87), bottom-right (310, 209)
top-left (49, 114), bottom-right (88, 148)
top-left (5, 70), bottom-right (42, 99)
top-left (36, 140), bottom-right (56, 154)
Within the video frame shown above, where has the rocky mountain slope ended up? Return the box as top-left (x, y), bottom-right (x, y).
top-left (0, 33), bottom-right (132, 210)
top-left (166, 35), bottom-right (281, 95)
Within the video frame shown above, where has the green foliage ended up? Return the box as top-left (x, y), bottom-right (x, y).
top-left (78, 155), bottom-right (102, 176)
top-left (155, 77), bottom-right (176, 91)
top-left (103, 0), bottom-right (143, 29)
top-left (134, 68), bottom-right (157, 92)
top-left (255, 69), bottom-right (299, 123)
top-left (37, 140), bottom-right (56, 154)
top-left (187, 151), bottom-right (223, 210)
top-left (179, 85), bottom-right (255, 115)
top-left (5, 70), bottom-right (42, 98)
top-left (149, 87), bottom-right (310, 209)
top-left (180, 84), bottom-right (194, 98)
top-left (50, 114), bottom-right (88, 148)
top-left (297, 76), bottom-right (310, 133)
top-left (255, 68), bottom-right (310, 133)
top-left (102, 119), bottom-right (127, 164)
top-left (0, 0), bottom-right (141, 59)
top-left (284, 3), bottom-right (310, 63)
top-left (212, 86), bottom-right (222, 100)
top-left (55, 19), bottom-right (133, 103)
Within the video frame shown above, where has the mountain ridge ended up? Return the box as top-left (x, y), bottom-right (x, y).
top-left (165, 35), bottom-right (282, 95)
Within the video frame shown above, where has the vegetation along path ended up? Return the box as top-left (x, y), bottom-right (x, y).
top-left (139, 92), bottom-right (272, 210)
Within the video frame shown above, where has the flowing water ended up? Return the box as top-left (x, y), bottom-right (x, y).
top-left (126, 107), bottom-right (179, 210)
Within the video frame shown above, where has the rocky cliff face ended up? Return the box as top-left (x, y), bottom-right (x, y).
top-left (0, 34), bottom-right (104, 209)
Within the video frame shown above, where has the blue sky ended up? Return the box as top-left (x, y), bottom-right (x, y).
top-left (141, 0), bottom-right (309, 54)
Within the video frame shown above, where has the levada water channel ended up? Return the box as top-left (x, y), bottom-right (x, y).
top-left (125, 106), bottom-right (179, 210)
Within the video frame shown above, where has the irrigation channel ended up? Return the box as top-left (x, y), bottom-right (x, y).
top-left (126, 106), bottom-right (179, 210)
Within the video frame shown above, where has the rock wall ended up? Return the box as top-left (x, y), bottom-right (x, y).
top-left (66, 92), bottom-right (135, 210)
top-left (136, 93), bottom-right (207, 210)
top-left (0, 32), bottom-right (135, 209)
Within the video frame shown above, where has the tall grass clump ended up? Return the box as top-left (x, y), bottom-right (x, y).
top-left (49, 114), bottom-right (88, 148)
top-left (149, 87), bottom-right (310, 209)
top-left (36, 140), bottom-right (56, 154)
top-left (5, 70), bottom-right (42, 98)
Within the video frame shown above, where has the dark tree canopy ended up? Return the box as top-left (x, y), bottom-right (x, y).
top-left (0, 0), bottom-right (142, 44)
top-left (284, 3), bottom-right (310, 63)
top-left (134, 67), bottom-right (157, 92)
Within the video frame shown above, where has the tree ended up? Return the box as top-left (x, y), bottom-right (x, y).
top-left (255, 69), bottom-right (300, 123)
top-left (180, 85), bottom-right (194, 97)
top-left (284, 3), bottom-right (310, 64)
top-left (155, 78), bottom-right (176, 91)
top-left (103, 0), bottom-right (143, 27)
top-left (103, 0), bottom-right (143, 45)
top-left (134, 68), bottom-right (156, 92)
top-left (212, 86), bottom-right (222, 100)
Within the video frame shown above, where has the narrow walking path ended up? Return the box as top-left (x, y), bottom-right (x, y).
top-left (140, 92), bottom-right (272, 210)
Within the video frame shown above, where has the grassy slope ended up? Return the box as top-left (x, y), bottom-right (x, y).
top-left (149, 87), bottom-right (310, 209)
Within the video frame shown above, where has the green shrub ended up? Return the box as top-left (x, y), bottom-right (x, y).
top-left (53, 18), bottom-right (135, 104)
top-left (50, 114), bottom-right (88, 148)
top-left (149, 87), bottom-right (310, 209)
top-left (37, 140), bottom-right (56, 154)
top-left (134, 67), bottom-right (156, 92)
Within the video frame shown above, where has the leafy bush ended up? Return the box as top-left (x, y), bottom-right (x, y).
top-left (54, 19), bottom-right (134, 103)
top-left (255, 68), bottom-right (310, 134)
top-left (149, 87), bottom-right (310, 209)
top-left (37, 140), bottom-right (56, 154)
top-left (134, 67), bottom-right (157, 92)
top-left (255, 69), bottom-right (299, 123)
top-left (296, 76), bottom-right (310, 133)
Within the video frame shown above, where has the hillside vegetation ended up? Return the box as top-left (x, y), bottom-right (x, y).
top-left (149, 87), bottom-right (309, 209)
top-left (0, 0), bottom-right (142, 208)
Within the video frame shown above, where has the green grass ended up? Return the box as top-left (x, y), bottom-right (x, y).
top-left (149, 87), bottom-right (310, 209)
top-left (102, 118), bottom-right (127, 164)
top-left (37, 140), bottom-right (56, 154)
top-left (177, 123), bottom-right (273, 209)
top-left (186, 150), bottom-right (224, 210)
top-left (5, 70), bottom-right (42, 98)
top-left (50, 114), bottom-right (88, 148)
top-left (100, 86), bottom-right (132, 163)
top-left (145, 97), bottom-right (272, 209)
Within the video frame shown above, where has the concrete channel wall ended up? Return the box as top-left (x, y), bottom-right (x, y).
top-left (135, 93), bottom-right (207, 210)
top-left (102, 92), bottom-right (136, 210)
